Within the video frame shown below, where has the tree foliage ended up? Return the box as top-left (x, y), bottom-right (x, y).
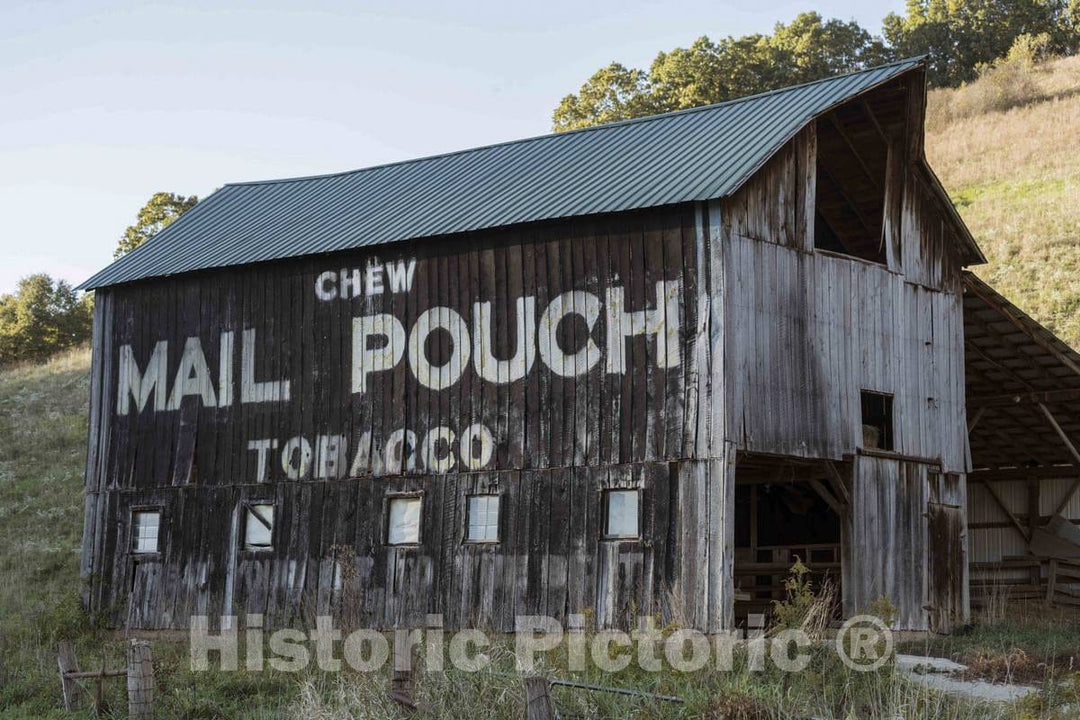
top-left (553, 4), bottom-right (1080, 130)
top-left (884, 0), bottom-right (1080, 86)
top-left (115, 191), bottom-right (198, 258)
top-left (0, 275), bottom-right (93, 367)
top-left (553, 13), bottom-right (889, 131)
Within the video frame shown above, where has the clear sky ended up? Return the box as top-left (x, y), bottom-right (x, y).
top-left (0, 0), bottom-right (903, 294)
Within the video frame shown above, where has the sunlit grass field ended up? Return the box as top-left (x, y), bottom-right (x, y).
top-left (927, 54), bottom-right (1080, 347)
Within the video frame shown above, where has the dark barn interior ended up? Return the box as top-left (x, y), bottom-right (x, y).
top-left (733, 456), bottom-right (846, 624)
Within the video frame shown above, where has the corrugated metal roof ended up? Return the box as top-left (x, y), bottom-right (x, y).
top-left (81, 57), bottom-right (926, 290)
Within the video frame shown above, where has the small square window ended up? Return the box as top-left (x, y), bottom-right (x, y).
top-left (860, 391), bottom-right (894, 451)
top-left (466, 495), bottom-right (500, 543)
top-left (132, 510), bottom-right (160, 554)
top-left (244, 504), bottom-right (274, 551)
top-left (388, 496), bottom-right (422, 546)
top-left (604, 490), bottom-right (640, 539)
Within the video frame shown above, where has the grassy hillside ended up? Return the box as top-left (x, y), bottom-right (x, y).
top-left (927, 54), bottom-right (1080, 347)
top-left (0, 349), bottom-right (95, 716)
top-left (0, 350), bottom-right (287, 717)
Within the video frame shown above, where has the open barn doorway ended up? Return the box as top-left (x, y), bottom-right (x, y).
top-left (733, 455), bottom-right (851, 627)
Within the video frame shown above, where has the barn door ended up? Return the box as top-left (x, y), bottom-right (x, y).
top-left (927, 502), bottom-right (964, 633)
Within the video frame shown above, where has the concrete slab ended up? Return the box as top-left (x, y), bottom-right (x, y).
top-left (896, 654), bottom-right (968, 674)
top-left (896, 654), bottom-right (1038, 703)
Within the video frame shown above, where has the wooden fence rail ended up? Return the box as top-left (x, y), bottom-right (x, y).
top-left (57, 639), bottom-right (153, 717)
top-left (971, 557), bottom-right (1080, 607)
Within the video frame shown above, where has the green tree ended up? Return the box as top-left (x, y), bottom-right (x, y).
top-left (0, 275), bottom-right (93, 366)
top-left (770, 13), bottom-right (891, 81)
top-left (552, 13), bottom-right (890, 131)
top-left (115, 191), bottom-right (198, 258)
top-left (552, 63), bottom-right (659, 132)
top-left (883, 0), bottom-right (1080, 86)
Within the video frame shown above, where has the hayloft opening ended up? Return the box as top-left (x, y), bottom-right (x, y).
top-left (860, 391), bottom-right (894, 451)
top-left (814, 101), bottom-right (892, 264)
top-left (733, 457), bottom-right (847, 627)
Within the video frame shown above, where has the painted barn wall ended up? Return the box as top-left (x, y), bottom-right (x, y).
top-left (89, 461), bottom-right (729, 632)
top-left (82, 204), bottom-right (736, 632)
top-left (86, 206), bottom-right (710, 492)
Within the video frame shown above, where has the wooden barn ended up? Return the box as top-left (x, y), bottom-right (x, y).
top-left (78, 57), bottom-right (988, 635)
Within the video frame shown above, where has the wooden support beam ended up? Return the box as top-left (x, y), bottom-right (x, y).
top-left (966, 312), bottom-right (1059, 386)
top-left (1037, 403), bottom-right (1080, 518)
top-left (965, 276), bottom-right (1080, 379)
top-left (981, 481), bottom-right (1031, 542)
top-left (969, 465), bottom-right (1078, 483)
top-left (861, 100), bottom-right (888, 144)
top-left (807, 478), bottom-right (843, 516)
top-left (969, 387), bottom-right (1080, 409)
top-left (823, 460), bottom-right (851, 506)
top-left (1052, 477), bottom-right (1080, 520)
top-left (828, 114), bottom-right (880, 191)
top-left (967, 406), bottom-right (986, 432)
top-left (817, 163), bottom-right (877, 238)
top-left (248, 505), bottom-right (273, 531)
top-left (1027, 478), bottom-right (1041, 533)
top-left (1038, 403), bottom-right (1080, 465)
top-left (964, 339), bottom-right (1036, 392)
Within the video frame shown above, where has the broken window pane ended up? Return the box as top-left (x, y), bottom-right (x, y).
top-left (388, 497), bottom-right (422, 545)
top-left (244, 504), bottom-right (274, 550)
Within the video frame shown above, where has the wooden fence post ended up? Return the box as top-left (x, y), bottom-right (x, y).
top-left (57, 642), bottom-right (87, 712)
top-left (127, 639), bottom-right (154, 720)
top-left (1046, 559), bottom-right (1058, 603)
top-left (524, 676), bottom-right (554, 720)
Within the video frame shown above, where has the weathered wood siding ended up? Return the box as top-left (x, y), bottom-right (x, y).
top-left (842, 457), bottom-right (967, 630)
top-left (718, 127), bottom-right (969, 471)
top-left (720, 232), bottom-right (968, 471)
top-left (718, 125), bottom-right (971, 630)
top-left (81, 205), bottom-right (734, 631)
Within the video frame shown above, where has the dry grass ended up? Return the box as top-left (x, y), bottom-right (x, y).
top-left (927, 54), bottom-right (1080, 347)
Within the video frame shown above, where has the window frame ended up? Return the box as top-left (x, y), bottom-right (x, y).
top-left (601, 488), bottom-right (642, 541)
top-left (464, 493), bottom-right (501, 545)
top-left (859, 389), bottom-right (896, 452)
top-left (242, 502), bottom-right (276, 553)
top-left (385, 492), bottom-right (424, 547)
top-left (130, 506), bottom-right (163, 557)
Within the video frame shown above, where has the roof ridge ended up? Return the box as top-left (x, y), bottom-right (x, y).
top-left (227, 56), bottom-right (926, 189)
